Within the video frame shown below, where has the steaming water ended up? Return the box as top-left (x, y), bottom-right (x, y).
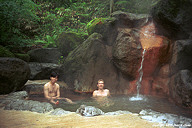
top-left (29, 93), bottom-right (192, 119)
top-left (51, 95), bottom-right (192, 119)
top-left (129, 49), bottom-right (146, 101)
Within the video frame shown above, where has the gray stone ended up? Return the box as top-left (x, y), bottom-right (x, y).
top-left (139, 109), bottom-right (192, 127)
top-left (76, 105), bottom-right (104, 117)
top-left (4, 99), bottom-right (53, 113)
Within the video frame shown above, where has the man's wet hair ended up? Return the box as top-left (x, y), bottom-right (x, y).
top-left (50, 72), bottom-right (59, 78)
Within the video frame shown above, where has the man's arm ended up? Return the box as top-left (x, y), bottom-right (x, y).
top-left (56, 84), bottom-right (60, 98)
top-left (92, 90), bottom-right (97, 97)
top-left (107, 89), bottom-right (111, 97)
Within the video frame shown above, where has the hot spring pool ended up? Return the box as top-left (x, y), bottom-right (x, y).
top-left (30, 94), bottom-right (192, 119)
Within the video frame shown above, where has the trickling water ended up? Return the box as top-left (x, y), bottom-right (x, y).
top-left (129, 49), bottom-right (146, 101)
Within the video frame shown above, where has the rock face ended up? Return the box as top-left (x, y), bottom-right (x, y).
top-left (28, 62), bottom-right (61, 80)
top-left (170, 39), bottom-right (192, 75)
top-left (151, 0), bottom-right (192, 39)
top-left (56, 32), bottom-right (86, 57)
top-left (169, 70), bottom-right (192, 108)
top-left (60, 33), bottom-right (130, 94)
top-left (28, 48), bottom-right (62, 64)
top-left (112, 28), bottom-right (142, 79)
top-left (0, 58), bottom-right (30, 94)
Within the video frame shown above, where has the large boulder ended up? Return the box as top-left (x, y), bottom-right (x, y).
top-left (112, 28), bottom-right (142, 80)
top-left (170, 39), bottom-right (192, 76)
top-left (169, 70), bottom-right (192, 108)
top-left (87, 12), bottom-right (149, 46)
top-left (111, 11), bottom-right (149, 28)
top-left (28, 48), bottom-right (62, 64)
top-left (28, 62), bottom-right (61, 80)
top-left (60, 33), bottom-right (130, 94)
top-left (56, 32), bottom-right (86, 57)
top-left (0, 58), bottom-right (30, 94)
top-left (151, 0), bottom-right (192, 39)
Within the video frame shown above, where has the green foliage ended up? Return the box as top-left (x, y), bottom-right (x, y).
top-left (14, 53), bottom-right (30, 62)
top-left (0, 0), bottom-right (160, 54)
top-left (0, 45), bottom-right (15, 57)
top-left (0, 0), bottom-right (39, 47)
top-left (35, 35), bottom-right (57, 48)
top-left (87, 18), bottom-right (108, 35)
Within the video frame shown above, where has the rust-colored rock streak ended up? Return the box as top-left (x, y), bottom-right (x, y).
top-left (128, 22), bottom-right (170, 96)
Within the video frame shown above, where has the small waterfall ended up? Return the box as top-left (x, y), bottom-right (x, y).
top-left (129, 49), bottom-right (146, 101)
top-left (136, 49), bottom-right (146, 96)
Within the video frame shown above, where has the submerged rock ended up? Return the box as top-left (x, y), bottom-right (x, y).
top-left (4, 99), bottom-right (53, 113)
top-left (0, 91), bottom-right (53, 113)
top-left (76, 105), bottom-right (104, 117)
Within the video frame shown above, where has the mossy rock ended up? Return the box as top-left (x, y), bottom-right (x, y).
top-left (86, 17), bottom-right (117, 45)
top-left (56, 32), bottom-right (87, 57)
top-left (14, 53), bottom-right (30, 62)
top-left (87, 18), bottom-right (113, 36)
top-left (0, 45), bottom-right (15, 57)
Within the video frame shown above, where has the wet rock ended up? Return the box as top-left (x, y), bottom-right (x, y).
top-left (76, 105), bottom-right (104, 117)
top-left (169, 70), bottom-right (192, 108)
top-left (28, 48), bottom-right (62, 64)
top-left (0, 91), bottom-right (53, 113)
top-left (0, 58), bottom-right (30, 94)
top-left (29, 62), bottom-right (61, 80)
top-left (4, 99), bottom-right (53, 113)
top-left (50, 108), bottom-right (71, 115)
top-left (139, 109), bottom-right (192, 127)
top-left (6, 91), bottom-right (28, 100)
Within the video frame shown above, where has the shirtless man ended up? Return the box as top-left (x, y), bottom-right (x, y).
top-left (44, 72), bottom-right (73, 104)
top-left (92, 79), bottom-right (110, 97)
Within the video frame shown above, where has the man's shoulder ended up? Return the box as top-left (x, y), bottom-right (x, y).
top-left (104, 89), bottom-right (109, 92)
top-left (44, 82), bottom-right (49, 87)
top-left (55, 83), bottom-right (60, 87)
top-left (93, 90), bottom-right (99, 93)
